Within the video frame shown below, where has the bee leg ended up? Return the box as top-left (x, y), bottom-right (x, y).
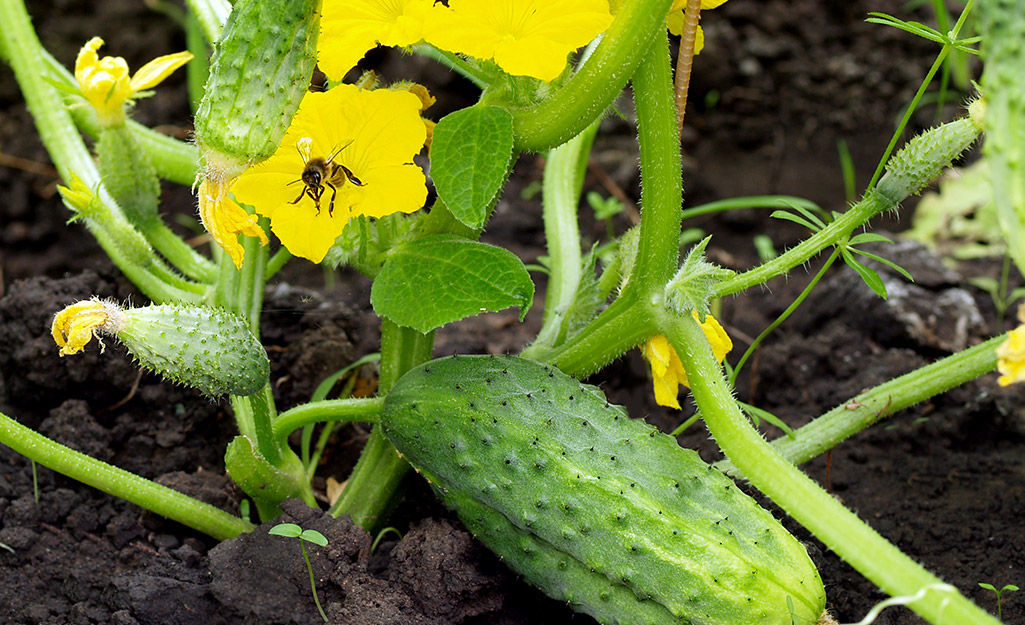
top-left (290, 187), bottom-right (306, 205)
top-left (341, 165), bottom-right (364, 187)
top-left (308, 187), bottom-right (323, 215)
top-left (326, 182), bottom-right (338, 217)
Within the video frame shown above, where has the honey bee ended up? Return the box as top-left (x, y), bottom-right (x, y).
top-left (289, 138), bottom-right (364, 216)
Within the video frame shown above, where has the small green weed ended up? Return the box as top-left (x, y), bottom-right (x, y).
top-left (269, 522), bottom-right (330, 623)
top-left (978, 582), bottom-right (1018, 621)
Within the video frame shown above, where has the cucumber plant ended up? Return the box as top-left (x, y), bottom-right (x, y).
top-left (0, 1), bottom-right (1015, 624)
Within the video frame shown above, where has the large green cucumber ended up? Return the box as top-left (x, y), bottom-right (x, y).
top-left (381, 355), bottom-right (825, 625)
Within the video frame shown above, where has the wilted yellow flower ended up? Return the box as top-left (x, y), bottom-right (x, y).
top-left (319, 0), bottom-right (434, 81)
top-left (424, 0), bottom-right (614, 82)
top-left (666, 0), bottom-right (730, 54)
top-left (198, 176), bottom-right (269, 269)
top-left (51, 300), bottom-right (122, 356)
top-left (230, 84), bottom-right (428, 264)
top-left (74, 37), bottom-right (192, 126)
top-left (642, 312), bottom-right (732, 409)
top-left (997, 325), bottom-right (1025, 386)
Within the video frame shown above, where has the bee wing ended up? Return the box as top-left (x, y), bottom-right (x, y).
top-left (326, 139), bottom-right (355, 164)
top-left (295, 136), bottom-right (314, 164)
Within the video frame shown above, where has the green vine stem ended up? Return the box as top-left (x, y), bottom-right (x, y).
top-left (327, 320), bottom-right (435, 530)
top-left (524, 122), bottom-right (597, 354)
top-left (510, 0), bottom-right (673, 152)
top-left (273, 397), bottom-right (384, 446)
top-left (0, 410), bottom-right (253, 541)
top-left (0, 0), bottom-right (102, 185)
top-left (663, 312), bottom-right (1000, 625)
top-left (679, 195), bottom-right (822, 222)
top-left (537, 106), bottom-right (981, 375)
top-left (712, 192), bottom-right (891, 298)
top-left (526, 32), bottom-right (682, 376)
top-left (717, 333), bottom-right (1005, 475)
top-left (627, 30), bottom-right (684, 298)
top-left (412, 44), bottom-right (489, 88)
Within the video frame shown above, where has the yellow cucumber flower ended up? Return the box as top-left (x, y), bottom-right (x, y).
top-left (666, 0), bottom-right (729, 54)
top-left (642, 312), bottom-right (732, 409)
top-left (424, 0), bottom-right (614, 82)
top-left (74, 37), bottom-right (192, 126)
top-left (230, 85), bottom-right (428, 264)
top-left (319, 0), bottom-right (434, 82)
top-left (51, 299), bottom-right (122, 356)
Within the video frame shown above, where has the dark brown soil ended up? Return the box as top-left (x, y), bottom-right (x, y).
top-left (3, 1), bottom-right (1023, 625)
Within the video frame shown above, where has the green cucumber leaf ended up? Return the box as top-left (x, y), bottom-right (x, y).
top-left (371, 235), bottom-right (534, 333)
top-left (431, 105), bottom-right (515, 229)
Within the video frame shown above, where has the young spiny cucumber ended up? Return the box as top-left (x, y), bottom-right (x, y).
top-left (193, 0), bottom-right (320, 173)
top-left (381, 355), bottom-right (826, 625)
top-left (75, 301), bottom-right (269, 397)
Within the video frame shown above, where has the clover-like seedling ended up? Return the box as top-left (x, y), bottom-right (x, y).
top-left (979, 582), bottom-right (1019, 621)
top-left (269, 522), bottom-right (329, 623)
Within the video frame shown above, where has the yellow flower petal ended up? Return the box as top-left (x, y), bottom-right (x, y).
top-left (231, 85), bottom-right (428, 263)
top-left (130, 51), bottom-right (194, 92)
top-left (425, 0), bottom-right (614, 82)
top-left (642, 335), bottom-right (685, 409)
top-left (997, 325), bottom-right (1025, 386)
top-left (698, 311), bottom-right (733, 362)
top-left (268, 204), bottom-right (352, 264)
top-left (390, 81), bottom-right (438, 147)
top-left (641, 312), bottom-right (732, 409)
top-left (319, 0), bottom-right (434, 81)
top-left (75, 38), bottom-right (132, 124)
top-left (51, 300), bottom-right (121, 356)
top-left (198, 178), bottom-right (269, 269)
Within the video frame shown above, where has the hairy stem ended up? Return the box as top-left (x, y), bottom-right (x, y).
top-left (664, 313), bottom-right (1000, 625)
top-left (0, 410), bottom-right (252, 540)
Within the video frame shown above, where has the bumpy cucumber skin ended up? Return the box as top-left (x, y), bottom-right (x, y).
top-left (193, 0), bottom-right (320, 165)
top-left (117, 304), bottom-right (269, 397)
top-left (876, 116), bottom-right (981, 204)
top-left (381, 355), bottom-right (825, 625)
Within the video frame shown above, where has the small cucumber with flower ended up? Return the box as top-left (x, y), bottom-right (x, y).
top-left (380, 355), bottom-right (826, 625)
